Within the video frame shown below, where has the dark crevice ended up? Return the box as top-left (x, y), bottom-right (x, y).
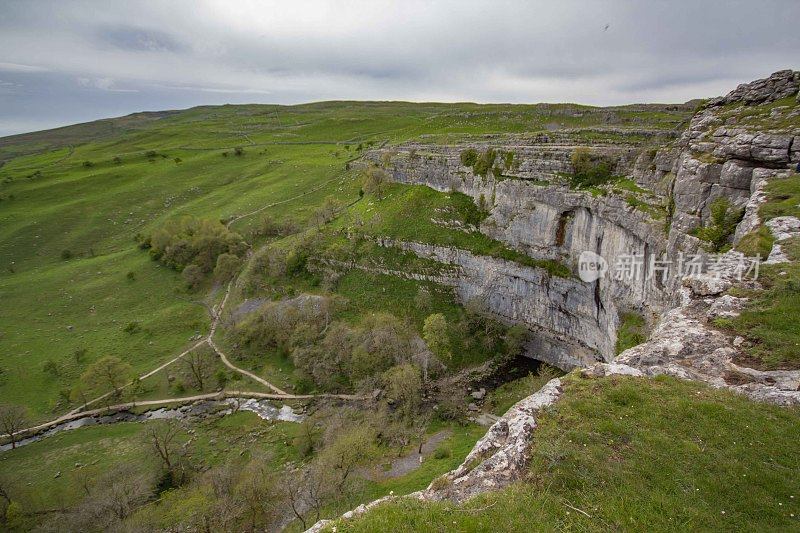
top-left (554, 209), bottom-right (574, 247)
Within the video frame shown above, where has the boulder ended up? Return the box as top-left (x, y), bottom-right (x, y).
top-left (470, 388), bottom-right (486, 400)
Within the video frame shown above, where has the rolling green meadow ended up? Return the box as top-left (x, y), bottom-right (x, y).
top-left (0, 101), bottom-right (691, 419)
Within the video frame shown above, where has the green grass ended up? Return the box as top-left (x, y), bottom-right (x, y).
top-left (759, 173), bottom-right (800, 221)
top-left (736, 225), bottom-right (775, 258)
top-left (0, 409), bottom-right (301, 514)
top-left (615, 312), bottom-right (647, 354)
top-left (332, 375), bottom-right (800, 532)
top-left (717, 95), bottom-right (800, 130)
top-left (612, 178), bottom-right (649, 195)
top-left (723, 174), bottom-right (800, 369)
top-left (485, 366), bottom-right (560, 416)
top-left (332, 184), bottom-right (571, 277)
top-left (715, 259), bottom-right (800, 370)
top-left (0, 101), bottom-right (688, 415)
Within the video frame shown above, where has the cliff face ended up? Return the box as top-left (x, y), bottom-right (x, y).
top-left (362, 132), bottom-right (677, 368)
top-left (360, 70), bottom-right (800, 379)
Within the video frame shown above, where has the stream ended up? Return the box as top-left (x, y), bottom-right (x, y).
top-left (1, 398), bottom-right (305, 452)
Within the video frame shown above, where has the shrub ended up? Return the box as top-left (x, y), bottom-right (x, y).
top-left (42, 359), bottom-right (60, 377)
top-left (570, 147), bottom-right (616, 188)
top-left (692, 197), bottom-right (744, 252)
top-left (362, 166), bottom-right (388, 199)
top-left (472, 148), bottom-right (497, 177)
top-left (82, 160), bottom-right (94, 168)
top-left (182, 264), bottom-right (204, 290)
top-left (433, 445), bottom-right (452, 459)
top-left (311, 196), bottom-right (341, 227)
top-left (146, 215), bottom-right (247, 272)
top-left (60, 249), bottom-right (73, 260)
top-left (234, 147), bottom-right (244, 156)
top-left (460, 148), bottom-right (478, 167)
top-left (503, 150), bottom-right (515, 169)
top-left (215, 369), bottom-right (229, 389)
top-left (126, 271), bottom-right (136, 281)
top-left (213, 253), bottom-right (241, 282)
top-left (124, 321), bottom-right (142, 334)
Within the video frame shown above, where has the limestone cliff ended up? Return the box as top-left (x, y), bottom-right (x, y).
top-left (358, 70), bottom-right (800, 391)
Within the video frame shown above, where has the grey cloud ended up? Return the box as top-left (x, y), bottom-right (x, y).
top-left (97, 26), bottom-right (185, 53)
top-left (0, 0), bottom-right (798, 136)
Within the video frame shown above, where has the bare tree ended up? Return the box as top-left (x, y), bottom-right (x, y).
top-left (0, 404), bottom-right (28, 450)
top-left (182, 349), bottom-right (214, 391)
top-left (40, 463), bottom-right (154, 532)
top-left (147, 420), bottom-right (181, 471)
top-left (281, 468), bottom-right (309, 530)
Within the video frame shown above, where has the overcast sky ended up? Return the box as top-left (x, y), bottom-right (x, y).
top-left (1, 0), bottom-right (798, 137)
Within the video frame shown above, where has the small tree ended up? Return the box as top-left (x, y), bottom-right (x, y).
top-left (145, 419), bottom-right (180, 472)
top-left (423, 313), bottom-right (451, 362)
top-left (182, 349), bottom-right (214, 391)
top-left (315, 425), bottom-right (376, 492)
top-left (0, 404), bottom-right (28, 450)
top-left (182, 263), bottom-right (204, 290)
top-left (362, 166), bottom-right (388, 199)
top-left (76, 355), bottom-right (133, 400)
top-left (235, 455), bottom-right (282, 530)
top-left (213, 253), bottom-right (241, 283)
top-left (383, 363), bottom-right (423, 420)
top-left (311, 196), bottom-right (341, 227)
top-left (694, 197), bottom-right (744, 252)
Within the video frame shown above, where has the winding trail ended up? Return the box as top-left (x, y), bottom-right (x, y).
top-left (207, 285), bottom-right (288, 395)
top-left (7, 162), bottom-right (365, 445)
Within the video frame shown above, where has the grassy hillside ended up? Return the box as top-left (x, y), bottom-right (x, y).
top-left (0, 101), bottom-right (691, 418)
top-left (332, 374), bottom-right (800, 532)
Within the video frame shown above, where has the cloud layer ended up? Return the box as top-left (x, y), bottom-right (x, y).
top-left (0, 0), bottom-right (798, 136)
